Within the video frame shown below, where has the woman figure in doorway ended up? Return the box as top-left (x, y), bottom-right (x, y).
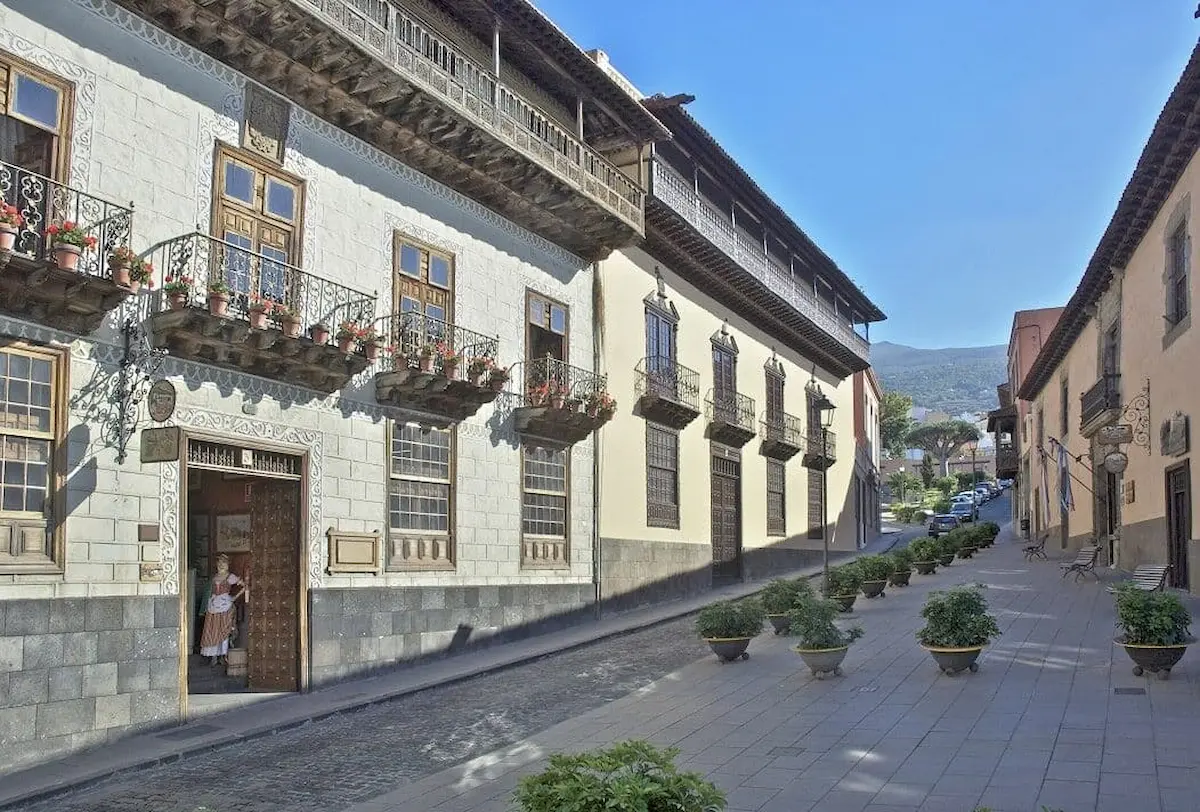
top-left (199, 554), bottom-right (248, 666)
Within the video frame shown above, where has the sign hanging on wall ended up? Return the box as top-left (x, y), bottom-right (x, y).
top-left (140, 426), bottom-right (181, 463)
top-left (1096, 423), bottom-right (1133, 446)
top-left (146, 380), bottom-right (177, 423)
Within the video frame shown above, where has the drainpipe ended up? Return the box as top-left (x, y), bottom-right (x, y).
top-left (592, 259), bottom-right (604, 620)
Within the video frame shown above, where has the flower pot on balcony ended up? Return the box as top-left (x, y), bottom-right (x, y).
top-left (338, 335), bottom-right (355, 354)
top-left (310, 324), bottom-right (330, 345)
top-left (442, 359), bottom-right (459, 380)
top-left (0, 225), bottom-right (16, 252)
top-left (249, 310), bottom-right (269, 330)
top-left (364, 342), bottom-right (380, 362)
top-left (489, 377), bottom-right (506, 392)
top-left (418, 354), bottom-right (435, 373)
top-left (127, 280), bottom-right (142, 294)
top-left (468, 370), bottom-right (484, 386)
top-left (109, 262), bottom-right (131, 288)
top-left (550, 394), bottom-right (565, 409)
top-left (208, 293), bottom-right (229, 317)
top-left (168, 292), bottom-right (188, 310)
top-left (282, 318), bottom-right (302, 339)
top-left (52, 243), bottom-right (82, 271)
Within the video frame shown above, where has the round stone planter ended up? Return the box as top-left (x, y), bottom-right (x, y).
top-left (938, 555), bottom-right (955, 567)
top-left (766, 614), bottom-right (791, 635)
top-left (913, 561), bottom-right (938, 575)
top-left (888, 570), bottom-right (911, 587)
top-left (958, 546), bottom-right (977, 560)
top-left (828, 594), bottom-right (857, 613)
top-left (794, 645), bottom-right (849, 679)
top-left (922, 644), bottom-right (985, 676)
top-left (1117, 637), bottom-right (1191, 679)
top-left (703, 637), bottom-right (752, 663)
top-left (860, 579), bottom-right (887, 599)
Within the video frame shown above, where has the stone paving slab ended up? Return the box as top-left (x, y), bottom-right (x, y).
top-left (343, 526), bottom-right (1200, 812)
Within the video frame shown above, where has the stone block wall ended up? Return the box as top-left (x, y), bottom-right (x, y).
top-left (0, 595), bottom-right (180, 776)
top-left (598, 538), bottom-right (711, 614)
top-left (308, 584), bottom-right (592, 687)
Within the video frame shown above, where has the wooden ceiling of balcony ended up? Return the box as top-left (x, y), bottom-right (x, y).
top-left (114, 0), bottom-right (640, 261)
top-left (645, 198), bottom-right (868, 381)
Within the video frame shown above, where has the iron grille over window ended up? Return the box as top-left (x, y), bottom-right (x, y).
top-left (766, 459), bottom-right (786, 536)
top-left (646, 425), bottom-right (679, 528)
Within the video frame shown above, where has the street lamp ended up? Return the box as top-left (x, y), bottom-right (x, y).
top-left (898, 466), bottom-right (906, 504)
top-left (966, 439), bottom-right (978, 485)
top-left (811, 384), bottom-right (837, 596)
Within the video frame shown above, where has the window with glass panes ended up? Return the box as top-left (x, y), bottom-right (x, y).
top-left (212, 144), bottom-right (304, 305)
top-left (0, 54), bottom-right (72, 180)
top-left (1168, 222), bottom-right (1190, 325)
top-left (394, 234), bottom-right (453, 348)
top-left (388, 423), bottom-right (453, 537)
top-left (766, 459), bottom-right (786, 536)
top-left (0, 344), bottom-right (61, 570)
top-left (522, 446), bottom-right (568, 537)
top-left (646, 424), bottom-right (679, 528)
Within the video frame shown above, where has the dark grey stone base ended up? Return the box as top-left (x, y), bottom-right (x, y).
top-left (0, 595), bottom-right (180, 776)
top-left (308, 583), bottom-right (593, 687)
top-left (740, 545), bottom-right (830, 582)
top-left (599, 538), bottom-right (711, 614)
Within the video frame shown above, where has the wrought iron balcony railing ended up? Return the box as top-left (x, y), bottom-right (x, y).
top-left (522, 356), bottom-right (607, 404)
top-left (295, 0), bottom-right (644, 230)
top-left (806, 427), bottom-right (838, 458)
top-left (634, 357), bottom-right (701, 411)
top-left (1080, 373), bottom-right (1121, 429)
top-left (651, 160), bottom-right (869, 360)
top-left (0, 159), bottom-right (133, 276)
top-left (374, 311), bottom-right (498, 374)
top-left (761, 412), bottom-right (804, 447)
top-left (707, 390), bottom-right (755, 429)
top-left (148, 233), bottom-right (376, 329)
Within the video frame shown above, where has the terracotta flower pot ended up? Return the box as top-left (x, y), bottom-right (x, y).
top-left (550, 395), bottom-right (565, 409)
top-left (310, 325), bottom-right (330, 345)
top-left (52, 243), bottom-right (82, 271)
top-left (419, 355), bottom-right (435, 373)
top-left (208, 293), bottom-right (229, 316)
top-left (364, 342), bottom-right (379, 362)
top-left (468, 370), bottom-right (484, 386)
top-left (489, 377), bottom-right (506, 392)
top-left (249, 309), bottom-right (269, 330)
top-left (282, 318), bottom-right (302, 339)
top-left (168, 291), bottom-right (188, 310)
top-left (442, 359), bottom-right (458, 379)
top-left (0, 226), bottom-right (16, 252)
top-left (338, 335), bottom-right (355, 354)
top-left (110, 263), bottom-right (131, 288)
top-left (127, 279), bottom-right (142, 294)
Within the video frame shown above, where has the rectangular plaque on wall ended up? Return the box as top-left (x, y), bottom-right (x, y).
top-left (327, 529), bottom-right (381, 574)
top-left (140, 426), bottom-right (182, 463)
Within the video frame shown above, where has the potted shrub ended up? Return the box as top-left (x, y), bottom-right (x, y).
top-left (761, 578), bottom-right (811, 634)
top-left (274, 304), bottom-right (302, 338)
top-left (935, 533), bottom-right (959, 567)
top-left (1114, 583), bottom-right (1193, 679)
top-left (548, 380), bottom-right (566, 409)
top-left (824, 563), bottom-right (862, 612)
top-left (360, 325), bottom-right (380, 361)
top-left (467, 355), bottom-right (493, 386)
top-left (695, 598), bottom-right (764, 662)
top-left (127, 257), bottom-right (153, 294)
top-left (888, 548), bottom-right (914, 587)
top-left (248, 296), bottom-right (273, 329)
top-left (44, 221), bottom-right (97, 271)
top-left (336, 321), bottom-right (359, 354)
top-left (787, 589), bottom-right (864, 678)
top-left (434, 341), bottom-right (460, 379)
top-left (513, 740), bottom-right (726, 812)
top-left (909, 539), bottom-right (939, 575)
top-left (162, 275), bottom-right (192, 310)
top-left (917, 584), bottom-right (1000, 676)
top-left (488, 364), bottom-right (510, 392)
top-left (310, 322), bottom-right (331, 346)
top-left (587, 389), bottom-right (617, 419)
top-left (958, 528), bottom-right (978, 559)
top-left (108, 245), bottom-right (137, 287)
top-left (413, 342), bottom-right (436, 372)
top-left (979, 521), bottom-right (1000, 547)
top-left (208, 280), bottom-right (231, 316)
top-left (0, 204), bottom-right (22, 251)
top-left (857, 555), bottom-right (892, 599)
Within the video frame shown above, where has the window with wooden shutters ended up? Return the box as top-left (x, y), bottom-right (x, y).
top-left (712, 345), bottom-right (736, 423)
top-left (0, 53), bottom-right (73, 180)
top-left (646, 424), bottom-right (679, 528)
top-left (766, 459), bottom-right (785, 536)
top-left (394, 233), bottom-right (454, 342)
top-left (0, 343), bottom-right (66, 573)
top-left (1167, 221), bottom-right (1190, 327)
top-left (212, 143), bottom-right (305, 305)
top-left (765, 370), bottom-right (784, 426)
top-left (806, 390), bottom-right (824, 539)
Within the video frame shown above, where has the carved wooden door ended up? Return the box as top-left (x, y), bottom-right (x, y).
top-left (248, 479), bottom-right (300, 692)
top-left (710, 455), bottom-right (741, 579)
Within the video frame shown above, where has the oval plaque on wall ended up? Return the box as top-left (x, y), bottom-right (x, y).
top-left (146, 379), bottom-right (177, 423)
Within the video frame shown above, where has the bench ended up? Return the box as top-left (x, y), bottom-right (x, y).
top-left (1107, 565), bottom-right (1170, 594)
top-left (1060, 545), bottom-right (1100, 581)
top-left (1023, 535), bottom-right (1047, 561)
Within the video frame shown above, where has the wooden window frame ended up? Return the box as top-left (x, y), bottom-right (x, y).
top-left (0, 340), bottom-right (68, 574)
top-left (712, 343), bottom-right (737, 403)
top-left (646, 424), bottom-right (680, 529)
top-left (210, 141), bottom-right (307, 268)
top-left (1060, 378), bottom-right (1069, 438)
top-left (806, 389), bottom-right (824, 540)
top-left (520, 444), bottom-right (571, 567)
top-left (1167, 221), bottom-right (1190, 326)
top-left (386, 421), bottom-right (456, 571)
top-left (0, 50), bottom-right (75, 182)
top-left (524, 288), bottom-right (571, 364)
top-left (765, 368), bottom-right (784, 425)
top-left (766, 458), bottom-right (786, 537)
top-left (392, 231), bottom-right (456, 350)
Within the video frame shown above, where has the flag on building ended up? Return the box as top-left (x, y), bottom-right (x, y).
top-left (1058, 441), bottom-right (1075, 513)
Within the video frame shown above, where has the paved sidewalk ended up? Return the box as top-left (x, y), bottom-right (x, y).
top-left (1, 541), bottom-right (897, 809)
top-left (343, 528), bottom-right (1200, 812)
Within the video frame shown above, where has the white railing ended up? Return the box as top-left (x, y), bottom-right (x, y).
top-left (652, 161), bottom-right (870, 360)
top-left (293, 0), bottom-right (644, 231)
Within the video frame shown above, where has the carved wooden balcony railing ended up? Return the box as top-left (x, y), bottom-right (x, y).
top-left (0, 159), bottom-right (135, 334)
top-left (802, 427), bottom-right (838, 471)
top-left (144, 233), bottom-right (377, 393)
top-left (634, 357), bottom-right (701, 429)
top-left (373, 311), bottom-right (502, 426)
top-left (652, 161), bottom-right (869, 361)
top-left (513, 356), bottom-right (612, 445)
top-left (706, 390), bottom-right (756, 448)
top-left (761, 412), bottom-right (804, 461)
top-left (995, 443), bottom-right (1019, 478)
top-left (1080, 373), bottom-right (1121, 435)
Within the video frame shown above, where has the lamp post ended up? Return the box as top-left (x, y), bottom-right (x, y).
top-left (898, 466), bottom-right (906, 504)
top-left (967, 439), bottom-right (978, 486)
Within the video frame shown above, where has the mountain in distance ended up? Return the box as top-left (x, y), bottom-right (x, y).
top-left (870, 341), bottom-right (1007, 416)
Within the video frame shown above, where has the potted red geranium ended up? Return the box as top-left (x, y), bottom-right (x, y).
top-left (162, 276), bottom-right (192, 310)
top-left (127, 257), bottom-right (154, 294)
top-left (108, 246), bottom-right (138, 288)
top-left (0, 204), bottom-right (21, 252)
top-left (44, 221), bottom-right (98, 271)
top-left (275, 304), bottom-right (302, 338)
top-left (208, 280), bottom-right (231, 316)
top-left (336, 321), bottom-right (359, 354)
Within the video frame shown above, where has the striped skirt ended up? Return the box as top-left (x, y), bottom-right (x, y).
top-left (199, 609), bottom-right (235, 657)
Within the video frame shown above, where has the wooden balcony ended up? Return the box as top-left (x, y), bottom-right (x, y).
top-left (634, 357), bottom-right (701, 430)
top-left (144, 233), bottom-right (376, 393)
top-left (1080, 373), bottom-right (1121, 436)
top-left (111, 0), bottom-right (647, 260)
top-left (995, 444), bottom-right (1019, 478)
top-left (513, 357), bottom-right (613, 446)
top-left (802, 427), bottom-right (837, 471)
top-left (760, 412), bottom-right (804, 461)
top-left (706, 391), bottom-right (756, 448)
top-left (0, 160), bottom-right (135, 334)
top-left (373, 312), bottom-right (502, 427)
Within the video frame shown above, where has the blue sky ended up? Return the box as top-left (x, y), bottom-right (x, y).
top-left (534, 1), bottom-right (1199, 348)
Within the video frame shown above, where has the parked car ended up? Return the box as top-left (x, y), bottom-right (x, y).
top-left (928, 514), bottom-right (961, 538)
top-left (956, 491), bottom-right (982, 506)
top-left (975, 486), bottom-right (992, 502)
top-left (950, 501), bottom-right (977, 523)
top-left (998, 479), bottom-right (1014, 489)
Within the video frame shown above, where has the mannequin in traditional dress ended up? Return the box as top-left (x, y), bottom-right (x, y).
top-left (198, 554), bottom-right (248, 665)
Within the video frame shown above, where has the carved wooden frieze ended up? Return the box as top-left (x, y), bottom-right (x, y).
top-left (385, 534), bottom-right (454, 571)
top-left (374, 368), bottom-right (500, 427)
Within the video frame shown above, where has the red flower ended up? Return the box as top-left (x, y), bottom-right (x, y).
top-left (44, 224), bottom-right (59, 236)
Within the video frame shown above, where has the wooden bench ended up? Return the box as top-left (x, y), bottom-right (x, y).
top-left (1060, 545), bottom-right (1100, 581)
top-left (1107, 565), bottom-right (1170, 594)
top-left (1023, 535), bottom-right (1047, 561)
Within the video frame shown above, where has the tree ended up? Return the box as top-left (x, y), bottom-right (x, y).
top-left (880, 392), bottom-right (914, 459)
top-left (919, 454), bottom-right (935, 487)
top-left (886, 471), bottom-right (922, 504)
top-left (906, 420), bottom-right (982, 476)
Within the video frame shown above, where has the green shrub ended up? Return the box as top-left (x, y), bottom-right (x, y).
top-left (760, 578), bottom-right (809, 615)
top-left (890, 547), bottom-right (914, 572)
top-left (857, 555), bottom-right (893, 582)
top-left (933, 475), bottom-right (957, 496)
top-left (513, 739), bottom-right (727, 812)
top-left (695, 599), bottom-right (764, 639)
top-left (908, 538), bottom-right (938, 562)
top-left (916, 585), bottom-right (1001, 648)
top-left (895, 506), bottom-right (918, 524)
top-left (981, 521), bottom-right (1001, 538)
top-left (787, 589), bottom-right (864, 650)
top-left (825, 562), bottom-right (863, 596)
top-left (1114, 583), bottom-right (1192, 646)
top-left (935, 533), bottom-right (960, 558)
top-left (932, 497), bottom-right (952, 514)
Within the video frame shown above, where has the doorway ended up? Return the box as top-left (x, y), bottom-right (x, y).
top-left (711, 450), bottom-right (742, 582)
top-left (1166, 462), bottom-right (1191, 590)
top-left (184, 440), bottom-right (304, 698)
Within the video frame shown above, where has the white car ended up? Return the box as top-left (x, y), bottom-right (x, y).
top-left (956, 491), bottom-right (982, 506)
